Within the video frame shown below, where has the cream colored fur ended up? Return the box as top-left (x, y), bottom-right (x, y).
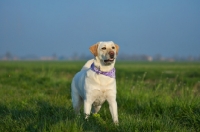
top-left (71, 41), bottom-right (119, 123)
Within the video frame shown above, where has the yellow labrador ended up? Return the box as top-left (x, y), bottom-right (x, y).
top-left (71, 41), bottom-right (119, 123)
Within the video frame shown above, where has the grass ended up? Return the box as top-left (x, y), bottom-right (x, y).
top-left (0, 61), bottom-right (200, 131)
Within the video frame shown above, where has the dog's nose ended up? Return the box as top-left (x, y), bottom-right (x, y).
top-left (109, 51), bottom-right (115, 58)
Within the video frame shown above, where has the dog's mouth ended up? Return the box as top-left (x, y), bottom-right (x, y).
top-left (104, 58), bottom-right (115, 64)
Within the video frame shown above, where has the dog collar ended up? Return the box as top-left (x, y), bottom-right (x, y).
top-left (90, 63), bottom-right (115, 78)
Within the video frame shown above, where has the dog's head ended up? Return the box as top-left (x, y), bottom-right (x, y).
top-left (90, 41), bottom-right (119, 65)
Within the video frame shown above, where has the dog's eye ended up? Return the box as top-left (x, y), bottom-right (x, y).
top-left (102, 47), bottom-right (106, 50)
top-left (112, 46), bottom-right (115, 49)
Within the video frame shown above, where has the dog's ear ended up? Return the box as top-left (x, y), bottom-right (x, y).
top-left (115, 44), bottom-right (119, 55)
top-left (89, 43), bottom-right (99, 56)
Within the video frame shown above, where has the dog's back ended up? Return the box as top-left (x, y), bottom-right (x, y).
top-left (81, 59), bottom-right (94, 71)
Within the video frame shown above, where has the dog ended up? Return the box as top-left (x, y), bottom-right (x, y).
top-left (71, 41), bottom-right (119, 123)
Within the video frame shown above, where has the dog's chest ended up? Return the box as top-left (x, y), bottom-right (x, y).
top-left (85, 70), bottom-right (116, 106)
top-left (86, 70), bottom-right (114, 86)
top-left (92, 91), bottom-right (107, 106)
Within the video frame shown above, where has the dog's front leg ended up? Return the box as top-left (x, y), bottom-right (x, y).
top-left (84, 100), bottom-right (92, 119)
top-left (107, 99), bottom-right (118, 124)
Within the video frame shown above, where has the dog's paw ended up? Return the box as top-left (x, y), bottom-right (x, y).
top-left (114, 121), bottom-right (119, 126)
top-left (85, 114), bottom-right (90, 121)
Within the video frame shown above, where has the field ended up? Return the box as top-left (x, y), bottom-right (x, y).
top-left (0, 61), bottom-right (200, 132)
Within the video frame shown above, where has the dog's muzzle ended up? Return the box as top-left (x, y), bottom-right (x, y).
top-left (104, 51), bottom-right (115, 64)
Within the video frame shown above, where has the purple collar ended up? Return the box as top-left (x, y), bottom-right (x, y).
top-left (90, 63), bottom-right (115, 78)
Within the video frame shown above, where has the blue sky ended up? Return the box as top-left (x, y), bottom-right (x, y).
top-left (0, 0), bottom-right (200, 57)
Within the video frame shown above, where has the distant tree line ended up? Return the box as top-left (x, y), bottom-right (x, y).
top-left (1, 52), bottom-right (200, 62)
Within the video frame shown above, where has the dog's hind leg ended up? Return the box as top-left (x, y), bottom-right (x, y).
top-left (72, 92), bottom-right (83, 114)
top-left (71, 81), bottom-right (83, 114)
top-left (72, 95), bottom-right (83, 114)
top-left (92, 105), bottom-right (101, 114)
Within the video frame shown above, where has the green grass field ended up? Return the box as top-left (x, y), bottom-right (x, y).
top-left (0, 61), bottom-right (200, 132)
